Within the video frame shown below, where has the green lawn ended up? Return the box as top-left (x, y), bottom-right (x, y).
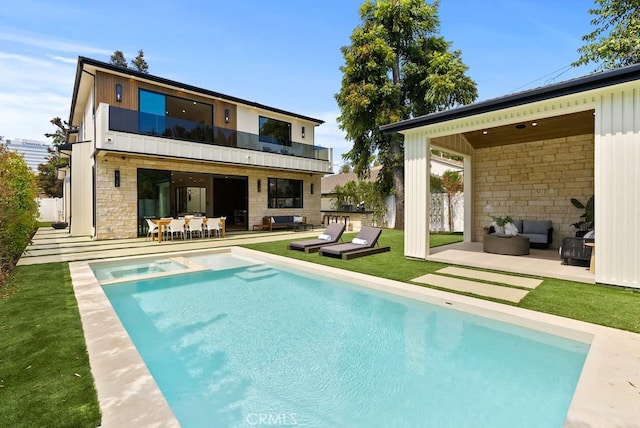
top-left (243, 229), bottom-right (640, 333)
top-left (1, 228), bottom-right (639, 426)
top-left (0, 263), bottom-right (101, 428)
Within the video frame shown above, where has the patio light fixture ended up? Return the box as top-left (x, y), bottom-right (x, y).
top-left (301, 126), bottom-right (305, 138)
top-left (115, 84), bottom-right (122, 102)
top-left (224, 109), bottom-right (230, 123)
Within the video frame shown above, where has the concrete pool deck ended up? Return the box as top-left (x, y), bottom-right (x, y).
top-left (69, 247), bottom-right (640, 427)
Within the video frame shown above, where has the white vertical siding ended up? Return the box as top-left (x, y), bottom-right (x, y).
top-left (595, 88), bottom-right (640, 288)
top-left (69, 141), bottom-right (95, 237)
top-left (404, 131), bottom-right (430, 259)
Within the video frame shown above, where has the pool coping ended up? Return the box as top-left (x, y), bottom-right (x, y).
top-left (70, 246), bottom-right (640, 428)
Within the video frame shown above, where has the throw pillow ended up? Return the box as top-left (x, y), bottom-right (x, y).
top-left (271, 217), bottom-right (275, 224)
top-left (318, 234), bottom-right (332, 241)
top-left (293, 216), bottom-right (303, 223)
top-left (352, 238), bottom-right (368, 245)
top-left (504, 222), bottom-right (519, 236)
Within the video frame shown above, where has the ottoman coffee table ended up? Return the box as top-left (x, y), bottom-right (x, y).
top-left (483, 234), bottom-right (530, 255)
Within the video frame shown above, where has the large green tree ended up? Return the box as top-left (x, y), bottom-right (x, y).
top-left (336, 0), bottom-right (477, 229)
top-left (573, 0), bottom-right (640, 70)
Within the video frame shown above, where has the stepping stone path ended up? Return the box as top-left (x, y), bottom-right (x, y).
top-left (411, 266), bottom-right (543, 303)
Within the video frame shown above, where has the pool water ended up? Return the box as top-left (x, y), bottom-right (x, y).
top-left (91, 259), bottom-right (187, 282)
top-left (102, 254), bottom-right (589, 428)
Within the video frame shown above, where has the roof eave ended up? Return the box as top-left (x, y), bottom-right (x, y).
top-left (381, 63), bottom-right (640, 133)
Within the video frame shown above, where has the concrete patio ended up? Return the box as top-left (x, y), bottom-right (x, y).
top-left (426, 241), bottom-right (594, 284)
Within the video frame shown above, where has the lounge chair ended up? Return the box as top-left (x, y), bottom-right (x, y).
top-left (287, 223), bottom-right (346, 253)
top-left (319, 226), bottom-right (390, 260)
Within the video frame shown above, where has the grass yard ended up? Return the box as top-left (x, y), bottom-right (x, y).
top-left (243, 229), bottom-right (640, 333)
top-left (0, 263), bottom-right (101, 428)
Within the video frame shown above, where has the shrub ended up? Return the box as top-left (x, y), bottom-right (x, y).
top-left (0, 145), bottom-right (39, 279)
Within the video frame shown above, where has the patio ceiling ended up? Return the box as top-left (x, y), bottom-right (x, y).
top-left (462, 110), bottom-right (595, 149)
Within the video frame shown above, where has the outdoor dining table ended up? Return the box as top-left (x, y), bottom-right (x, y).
top-left (150, 217), bottom-right (226, 243)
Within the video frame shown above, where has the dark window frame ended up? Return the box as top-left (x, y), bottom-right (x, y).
top-left (259, 116), bottom-right (292, 147)
top-left (268, 178), bottom-right (303, 209)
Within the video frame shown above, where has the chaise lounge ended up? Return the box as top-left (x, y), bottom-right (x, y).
top-left (288, 223), bottom-right (346, 253)
top-left (319, 226), bottom-right (390, 260)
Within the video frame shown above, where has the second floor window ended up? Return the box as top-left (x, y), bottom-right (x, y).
top-left (259, 116), bottom-right (291, 147)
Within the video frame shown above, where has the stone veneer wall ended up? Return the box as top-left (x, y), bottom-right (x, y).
top-left (473, 134), bottom-right (594, 248)
top-left (95, 154), bottom-right (322, 239)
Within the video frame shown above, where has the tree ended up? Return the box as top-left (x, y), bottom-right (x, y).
top-left (336, 0), bottom-right (477, 229)
top-left (109, 49), bottom-right (150, 73)
top-left (442, 170), bottom-right (463, 232)
top-left (573, 0), bottom-right (640, 70)
top-left (131, 49), bottom-right (149, 73)
top-left (110, 50), bottom-right (128, 68)
top-left (39, 117), bottom-right (70, 197)
top-left (339, 163), bottom-right (352, 174)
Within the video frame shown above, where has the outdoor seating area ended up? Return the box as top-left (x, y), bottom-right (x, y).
top-left (148, 216), bottom-right (225, 243)
top-left (262, 215), bottom-right (312, 231)
top-left (319, 226), bottom-right (390, 260)
top-left (288, 223), bottom-right (346, 253)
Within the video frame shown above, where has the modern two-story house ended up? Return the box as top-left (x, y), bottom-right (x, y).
top-left (60, 57), bottom-right (331, 239)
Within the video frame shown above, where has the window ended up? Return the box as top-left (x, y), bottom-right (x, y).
top-left (259, 116), bottom-right (291, 147)
top-left (138, 89), bottom-right (213, 142)
top-left (268, 178), bottom-right (303, 208)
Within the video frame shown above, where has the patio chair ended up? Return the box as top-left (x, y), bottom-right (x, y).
top-left (145, 218), bottom-right (158, 241)
top-left (288, 223), bottom-right (346, 253)
top-left (319, 226), bottom-right (390, 260)
top-left (167, 218), bottom-right (186, 240)
top-left (203, 217), bottom-right (222, 238)
top-left (559, 235), bottom-right (594, 266)
top-left (185, 217), bottom-right (204, 239)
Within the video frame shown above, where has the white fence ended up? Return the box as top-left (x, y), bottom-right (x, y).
top-left (37, 198), bottom-right (64, 222)
top-left (430, 193), bottom-right (463, 232)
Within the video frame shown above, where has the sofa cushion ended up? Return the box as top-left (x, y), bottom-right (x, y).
top-left (527, 234), bottom-right (549, 244)
top-left (512, 219), bottom-right (523, 233)
top-left (273, 215), bottom-right (294, 224)
top-left (523, 220), bottom-right (551, 234)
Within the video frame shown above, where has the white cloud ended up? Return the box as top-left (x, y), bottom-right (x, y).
top-left (0, 52), bottom-right (75, 141)
top-left (0, 28), bottom-right (111, 56)
top-left (47, 54), bottom-right (79, 65)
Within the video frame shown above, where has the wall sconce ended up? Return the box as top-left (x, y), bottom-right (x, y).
top-left (115, 84), bottom-right (122, 102)
top-left (257, 179), bottom-right (261, 193)
top-left (310, 183), bottom-right (314, 194)
top-left (301, 126), bottom-right (305, 138)
top-left (114, 170), bottom-right (120, 187)
top-left (224, 108), bottom-right (230, 124)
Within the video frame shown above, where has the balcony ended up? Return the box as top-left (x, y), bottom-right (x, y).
top-left (108, 106), bottom-right (329, 161)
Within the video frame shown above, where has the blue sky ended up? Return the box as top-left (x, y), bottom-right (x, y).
top-left (0, 0), bottom-right (595, 168)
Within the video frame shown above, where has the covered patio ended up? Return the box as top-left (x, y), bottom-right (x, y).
top-left (382, 64), bottom-right (640, 289)
top-left (426, 241), bottom-right (594, 284)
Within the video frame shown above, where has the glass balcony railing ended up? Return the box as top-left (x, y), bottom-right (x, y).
top-left (108, 106), bottom-right (330, 161)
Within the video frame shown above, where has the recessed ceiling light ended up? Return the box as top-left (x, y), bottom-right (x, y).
top-left (482, 130), bottom-right (488, 135)
top-left (515, 124), bottom-right (526, 129)
top-left (531, 122), bottom-right (538, 126)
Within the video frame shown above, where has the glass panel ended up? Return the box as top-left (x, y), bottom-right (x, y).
top-left (139, 90), bottom-right (166, 134)
top-left (137, 168), bottom-right (171, 236)
top-left (259, 116), bottom-right (291, 148)
top-left (268, 178), bottom-right (303, 208)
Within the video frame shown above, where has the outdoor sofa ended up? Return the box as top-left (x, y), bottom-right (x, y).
top-left (287, 223), bottom-right (346, 253)
top-left (262, 215), bottom-right (311, 231)
top-left (488, 219), bottom-right (553, 248)
top-left (319, 226), bottom-right (390, 260)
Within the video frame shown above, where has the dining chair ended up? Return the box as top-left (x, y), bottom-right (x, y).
top-left (186, 217), bottom-right (204, 239)
top-left (204, 217), bottom-right (221, 238)
top-left (145, 218), bottom-right (158, 241)
top-left (168, 218), bottom-right (186, 240)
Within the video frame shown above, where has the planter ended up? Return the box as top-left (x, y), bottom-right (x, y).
top-left (52, 222), bottom-right (68, 229)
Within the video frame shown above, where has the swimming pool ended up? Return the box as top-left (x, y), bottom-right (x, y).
top-left (99, 252), bottom-right (589, 427)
